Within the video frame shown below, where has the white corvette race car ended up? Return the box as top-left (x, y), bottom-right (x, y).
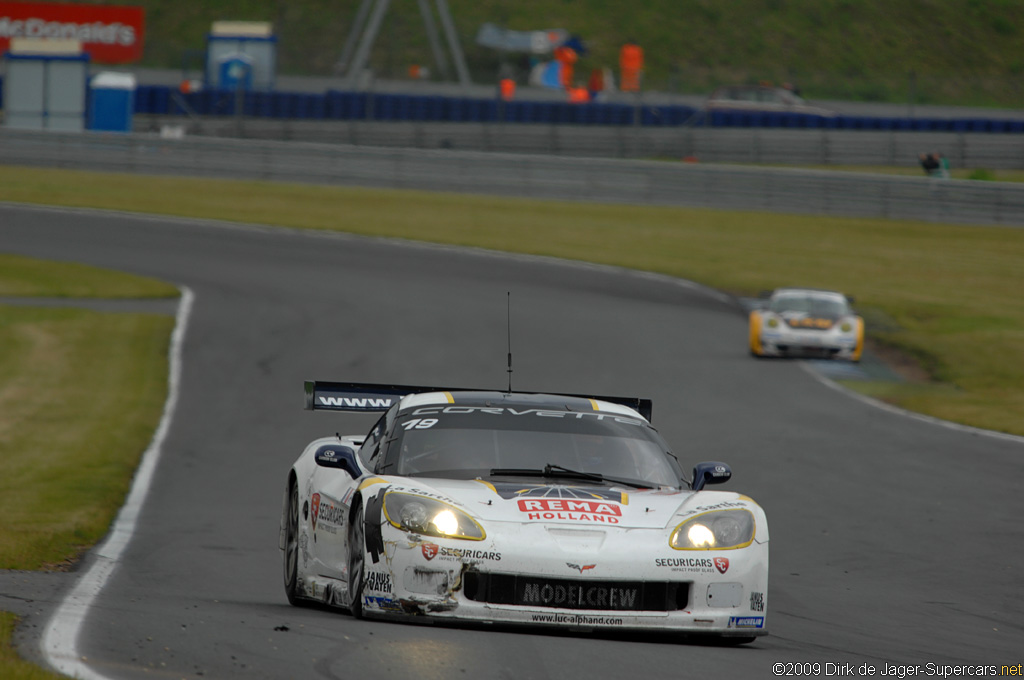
top-left (749, 288), bottom-right (864, 361)
top-left (280, 381), bottom-right (769, 642)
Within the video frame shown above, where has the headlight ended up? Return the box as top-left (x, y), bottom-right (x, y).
top-left (383, 492), bottom-right (485, 541)
top-left (670, 509), bottom-right (755, 550)
top-left (766, 317), bottom-right (779, 328)
top-left (839, 321), bottom-right (853, 333)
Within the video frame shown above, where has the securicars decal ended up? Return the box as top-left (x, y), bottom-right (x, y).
top-left (420, 542), bottom-right (501, 562)
top-left (653, 555), bottom-right (731, 575)
top-left (654, 557), bottom-right (717, 574)
top-left (311, 493), bottom-right (346, 535)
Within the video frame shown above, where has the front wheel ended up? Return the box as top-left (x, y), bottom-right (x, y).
top-left (283, 477), bottom-right (303, 606)
top-left (347, 502), bottom-right (365, 618)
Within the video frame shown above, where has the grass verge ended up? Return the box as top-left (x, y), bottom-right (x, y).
top-left (2, 164), bottom-right (1023, 436)
top-left (0, 262), bottom-right (174, 677)
top-left (0, 306), bottom-right (173, 569)
top-left (0, 254), bottom-right (179, 298)
top-left (0, 613), bottom-right (65, 680)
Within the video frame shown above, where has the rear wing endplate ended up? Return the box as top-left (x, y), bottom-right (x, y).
top-left (305, 381), bottom-right (653, 422)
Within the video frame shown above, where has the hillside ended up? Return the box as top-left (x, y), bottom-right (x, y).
top-left (67, 0), bottom-right (1024, 106)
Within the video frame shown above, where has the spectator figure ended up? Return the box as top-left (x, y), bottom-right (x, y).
top-left (499, 77), bottom-right (516, 101)
top-left (919, 152), bottom-right (940, 176)
top-left (554, 45), bottom-right (578, 91)
top-left (937, 152), bottom-right (951, 178)
top-left (587, 68), bottom-right (605, 99)
top-left (619, 39), bottom-right (644, 92)
top-left (568, 82), bottom-right (590, 103)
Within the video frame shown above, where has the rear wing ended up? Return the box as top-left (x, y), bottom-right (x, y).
top-left (305, 381), bottom-right (450, 413)
top-left (304, 381), bottom-right (654, 422)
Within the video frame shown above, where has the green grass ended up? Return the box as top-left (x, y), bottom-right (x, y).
top-left (0, 306), bottom-right (173, 569)
top-left (0, 259), bottom-right (174, 677)
top-left (0, 254), bottom-right (179, 298)
top-left (0, 613), bottom-right (66, 680)
top-left (117, 0), bottom-right (1024, 107)
top-left (2, 163), bottom-right (1023, 436)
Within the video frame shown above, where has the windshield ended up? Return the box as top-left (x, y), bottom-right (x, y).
top-left (381, 405), bottom-right (680, 488)
top-left (770, 294), bottom-right (849, 316)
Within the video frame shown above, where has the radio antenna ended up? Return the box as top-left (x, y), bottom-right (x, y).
top-left (506, 292), bottom-right (513, 393)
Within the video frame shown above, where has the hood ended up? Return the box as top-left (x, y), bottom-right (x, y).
top-left (779, 310), bottom-right (841, 330)
top-left (380, 477), bottom-right (752, 530)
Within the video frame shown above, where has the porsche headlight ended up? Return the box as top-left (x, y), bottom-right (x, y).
top-left (766, 317), bottom-right (779, 328)
top-left (383, 492), bottom-right (485, 541)
top-left (839, 321), bottom-right (853, 333)
top-left (670, 509), bottom-right (755, 550)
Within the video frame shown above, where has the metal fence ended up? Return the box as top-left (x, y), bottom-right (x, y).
top-left (133, 115), bottom-right (1024, 169)
top-left (2, 127), bottom-right (1022, 227)
top-left (127, 85), bottom-right (1024, 134)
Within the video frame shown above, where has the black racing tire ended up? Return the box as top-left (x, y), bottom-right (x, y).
top-left (347, 501), bottom-right (366, 618)
top-left (283, 476), bottom-right (304, 606)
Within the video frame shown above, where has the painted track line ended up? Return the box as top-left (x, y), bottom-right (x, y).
top-left (40, 287), bottom-right (194, 680)
top-left (799, 361), bottom-right (1024, 446)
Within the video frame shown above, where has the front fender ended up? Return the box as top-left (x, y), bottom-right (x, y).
top-left (749, 311), bottom-right (763, 355)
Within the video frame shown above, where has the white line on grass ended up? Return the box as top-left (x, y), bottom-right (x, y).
top-left (40, 287), bottom-right (194, 680)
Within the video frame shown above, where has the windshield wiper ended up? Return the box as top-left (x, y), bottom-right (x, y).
top-left (488, 464), bottom-right (651, 489)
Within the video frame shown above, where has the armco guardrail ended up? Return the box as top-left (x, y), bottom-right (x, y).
top-left (132, 116), bottom-right (1024, 169)
top-left (2, 128), bottom-right (1022, 227)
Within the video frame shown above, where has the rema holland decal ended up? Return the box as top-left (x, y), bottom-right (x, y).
top-left (518, 498), bottom-right (622, 523)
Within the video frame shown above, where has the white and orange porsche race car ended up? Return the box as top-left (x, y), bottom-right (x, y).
top-left (749, 288), bottom-right (864, 361)
top-left (280, 381), bottom-right (770, 642)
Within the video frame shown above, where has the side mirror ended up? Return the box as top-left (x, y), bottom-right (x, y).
top-left (314, 445), bottom-right (361, 478)
top-left (692, 461), bottom-right (731, 491)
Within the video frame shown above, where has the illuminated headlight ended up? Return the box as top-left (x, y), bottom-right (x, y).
top-left (670, 509), bottom-right (755, 550)
top-left (383, 492), bottom-right (485, 540)
top-left (766, 317), bottom-right (779, 329)
top-left (839, 321), bottom-right (853, 333)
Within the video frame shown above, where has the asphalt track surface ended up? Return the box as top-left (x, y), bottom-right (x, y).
top-left (2, 203), bottom-right (1023, 680)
